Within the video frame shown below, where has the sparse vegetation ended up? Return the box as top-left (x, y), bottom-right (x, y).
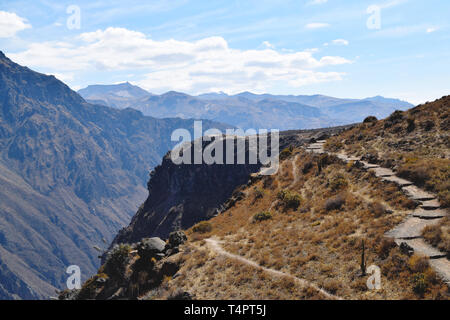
top-left (422, 217), bottom-right (450, 255)
top-left (104, 244), bottom-right (132, 279)
top-left (279, 146), bottom-right (293, 160)
top-left (368, 201), bottom-right (387, 217)
top-left (192, 221), bottom-right (212, 233)
top-left (146, 140), bottom-right (449, 300)
top-left (253, 211), bottom-right (272, 222)
top-left (328, 173), bottom-right (348, 192)
top-left (325, 193), bottom-right (346, 211)
top-left (363, 116), bottom-right (378, 123)
top-left (277, 190), bottom-right (303, 210)
top-left (253, 187), bottom-right (265, 201)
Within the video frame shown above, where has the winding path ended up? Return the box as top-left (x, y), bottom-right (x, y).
top-left (205, 238), bottom-right (341, 300)
top-left (305, 140), bottom-right (450, 286)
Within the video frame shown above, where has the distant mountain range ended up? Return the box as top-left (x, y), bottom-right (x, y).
top-left (79, 83), bottom-right (414, 130)
top-left (0, 51), bottom-right (229, 299)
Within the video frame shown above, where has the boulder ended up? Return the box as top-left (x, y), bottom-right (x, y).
top-left (137, 237), bottom-right (166, 259)
top-left (168, 231), bottom-right (187, 248)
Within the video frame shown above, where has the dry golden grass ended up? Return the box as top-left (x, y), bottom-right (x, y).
top-left (153, 149), bottom-right (449, 300)
top-left (422, 217), bottom-right (450, 255)
top-left (323, 96), bottom-right (450, 208)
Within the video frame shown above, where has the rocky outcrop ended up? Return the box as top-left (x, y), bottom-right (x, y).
top-left (62, 231), bottom-right (188, 300)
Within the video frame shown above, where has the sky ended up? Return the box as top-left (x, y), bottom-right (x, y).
top-left (0, 0), bottom-right (449, 104)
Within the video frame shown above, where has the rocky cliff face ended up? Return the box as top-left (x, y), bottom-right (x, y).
top-left (0, 51), bottom-right (229, 299)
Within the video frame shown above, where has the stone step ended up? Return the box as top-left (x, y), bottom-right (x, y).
top-left (395, 239), bottom-right (447, 259)
top-left (429, 258), bottom-right (450, 286)
top-left (361, 161), bottom-right (380, 169)
top-left (402, 185), bottom-right (436, 201)
top-left (385, 216), bottom-right (442, 239)
top-left (371, 167), bottom-right (395, 177)
top-left (307, 144), bottom-right (324, 149)
top-left (335, 154), bottom-right (360, 162)
top-left (411, 208), bottom-right (448, 219)
top-left (420, 199), bottom-right (441, 210)
top-left (382, 175), bottom-right (413, 186)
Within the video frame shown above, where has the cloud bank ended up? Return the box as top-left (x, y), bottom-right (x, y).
top-left (10, 27), bottom-right (351, 94)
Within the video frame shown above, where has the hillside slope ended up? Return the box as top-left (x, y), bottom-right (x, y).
top-left (70, 101), bottom-right (448, 300)
top-left (325, 96), bottom-right (450, 259)
top-left (111, 126), bottom-right (350, 245)
top-left (0, 51), bottom-right (229, 299)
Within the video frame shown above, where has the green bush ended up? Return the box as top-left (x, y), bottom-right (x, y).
top-left (279, 147), bottom-right (293, 160)
top-left (411, 273), bottom-right (427, 295)
top-left (253, 187), bottom-right (265, 200)
top-left (192, 221), bottom-right (212, 233)
top-left (329, 173), bottom-right (348, 191)
top-left (104, 244), bottom-right (131, 279)
top-left (277, 190), bottom-right (303, 210)
top-left (253, 211), bottom-right (272, 222)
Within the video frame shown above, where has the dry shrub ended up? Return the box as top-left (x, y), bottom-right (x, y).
top-left (377, 238), bottom-right (397, 259)
top-left (263, 176), bottom-right (274, 189)
top-left (368, 201), bottom-right (387, 217)
top-left (192, 221), bottom-right (212, 233)
top-left (422, 220), bottom-right (450, 254)
top-left (329, 173), bottom-right (348, 192)
top-left (253, 211), bottom-right (272, 222)
top-left (408, 255), bottom-right (429, 273)
top-left (398, 165), bottom-right (430, 187)
top-left (277, 190), bottom-right (303, 210)
top-left (302, 160), bottom-right (314, 174)
top-left (323, 278), bottom-right (341, 294)
top-left (381, 248), bottom-right (408, 280)
top-left (325, 193), bottom-right (346, 211)
top-left (252, 187), bottom-right (265, 201)
top-left (397, 158), bottom-right (450, 206)
top-left (279, 147), bottom-right (293, 160)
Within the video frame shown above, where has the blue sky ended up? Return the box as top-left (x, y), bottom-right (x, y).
top-left (0, 0), bottom-right (449, 104)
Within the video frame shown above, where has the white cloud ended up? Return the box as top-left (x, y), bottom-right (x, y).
top-left (426, 27), bottom-right (438, 33)
top-left (0, 11), bottom-right (31, 38)
top-left (308, 0), bottom-right (328, 4)
top-left (9, 27), bottom-right (351, 94)
top-left (262, 41), bottom-right (274, 49)
top-left (305, 23), bottom-right (330, 29)
top-left (332, 39), bottom-right (349, 46)
top-left (380, 0), bottom-right (409, 9)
